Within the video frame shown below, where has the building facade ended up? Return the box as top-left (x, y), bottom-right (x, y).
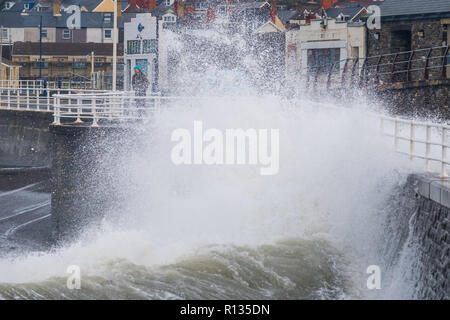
top-left (123, 11), bottom-right (178, 93)
top-left (366, 0), bottom-right (450, 81)
top-left (11, 41), bottom-right (123, 80)
top-left (286, 18), bottom-right (366, 77)
top-left (124, 13), bottom-right (158, 92)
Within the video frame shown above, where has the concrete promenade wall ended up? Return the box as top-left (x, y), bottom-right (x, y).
top-left (409, 173), bottom-right (450, 299)
top-left (0, 109), bottom-right (53, 167)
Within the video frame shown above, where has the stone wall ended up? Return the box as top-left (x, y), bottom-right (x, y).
top-left (367, 19), bottom-right (446, 56)
top-left (411, 174), bottom-right (450, 299)
top-left (376, 80), bottom-right (450, 119)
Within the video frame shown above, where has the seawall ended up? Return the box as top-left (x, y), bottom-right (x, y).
top-left (407, 173), bottom-right (450, 299)
top-left (0, 109), bottom-right (53, 167)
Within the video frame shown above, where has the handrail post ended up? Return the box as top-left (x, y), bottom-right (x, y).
top-left (409, 120), bottom-right (415, 160)
top-left (424, 48), bottom-right (432, 80)
top-left (7, 88), bottom-right (10, 109)
top-left (390, 53), bottom-right (398, 83)
top-left (47, 89), bottom-right (51, 111)
top-left (16, 88), bottom-right (19, 109)
top-left (74, 97), bottom-right (83, 124)
top-left (327, 63), bottom-right (333, 91)
top-left (92, 98), bottom-right (98, 127)
top-left (425, 125), bottom-right (431, 172)
top-left (406, 51), bottom-right (414, 82)
top-left (52, 96), bottom-right (61, 125)
top-left (441, 127), bottom-right (448, 178)
top-left (36, 86), bottom-right (40, 111)
top-left (359, 58), bottom-right (367, 88)
top-left (442, 46), bottom-right (449, 79)
top-left (341, 59), bottom-right (349, 86)
top-left (26, 87), bottom-right (30, 109)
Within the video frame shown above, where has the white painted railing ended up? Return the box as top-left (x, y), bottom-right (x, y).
top-left (4, 86), bottom-right (448, 178)
top-left (46, 81), bottom-right (95, 90)
top-left (0, 79), bottom-right (44, 89)
top-left (381, 116), bottom-right (450, 178)
top-left (0, 86), bottom-right (109, 112)
top-left (51, 91), bottom-right (180, 126)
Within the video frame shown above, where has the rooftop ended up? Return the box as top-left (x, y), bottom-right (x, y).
top-left (379, 0), bottom-right (450, 17)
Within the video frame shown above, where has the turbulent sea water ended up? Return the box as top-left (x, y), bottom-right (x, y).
top-left (0, 95), bottom-right (425, 300)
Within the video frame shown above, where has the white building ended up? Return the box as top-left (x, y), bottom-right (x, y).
top-left (124, 13), bottom-right (158, 92)
top-left (123, 12), bottom-right (178, 93)
top-left (285, 18), bottom-right (366, 79)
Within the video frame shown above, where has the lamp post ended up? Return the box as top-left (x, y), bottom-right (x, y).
top-left (91, 51), bottom-right (95, 74)
top-left (39, 15), bottom-right (43, 79)
top-left (0, 25), bottom-right (3, 79)
top-left (112, 0), bottom-right (118, 91)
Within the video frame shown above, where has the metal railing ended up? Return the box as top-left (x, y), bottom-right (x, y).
top-left (52, 91), bottom-right (171, 126)
top-left (46, 80), bottom-right (95, 90)
top-left (46, 89), bottom-right (450, 179)
top-left (51, 92), bottom-right (259, 126)
top-left (0, 86), bottom-right (109, 112)
top-left (380, 116), bottom-right (450, 178)
top-left (306, 46), bottom-right (450, 91)
top-left (0, 79), bottom-right (44, 89)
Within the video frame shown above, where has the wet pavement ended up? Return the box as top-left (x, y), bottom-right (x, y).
top-left (0, 170), bottom-right (52, 256)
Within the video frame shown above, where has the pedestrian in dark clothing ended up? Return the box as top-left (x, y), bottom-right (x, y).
top-left (132, 65), bottom-right (149, 116)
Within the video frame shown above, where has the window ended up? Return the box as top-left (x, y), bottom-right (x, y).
top-left (163, 15), bottom-right (176, 22)
top-left (94, 58), bottom-right (104, 67)
top-left (104, 13), bottom-right (112, 23)
top-left (73, 59), bottom-right (87, 69)
top-left (33, 58), bottom-right (48, 69)
top-left (41, 29), bottom-right (48, 38)
top-left (390, 28), bottom-right (411, 53)
top-left (63, 29), bottom-right (71, 39)
top-left (307, 48), bottom-right (340, 73)
top-left (1, 29), bottom-right (7, 41)
top-left (104, 29), bottom-right (112, 39)
top-left (143, 39), bottom-right (157, 54)
top-left (37, 3), bottom-right (51, 12)
top-left (127, 40), bottom-right (141, 54)
top-left (165, 0), bottom-right (172, 5)
top-left (56, 58), bottom-right (65, 67)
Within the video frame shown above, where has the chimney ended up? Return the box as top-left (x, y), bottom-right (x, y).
top-left (126, 0), bottom-right (138, 12)
top-left (177, 1), bottom-right (185, 18)
top-left (270, 0), bottom-right (277, 24)
top-left (206, 7), bottom-right (215, 23)
top-left (53, 0), bottom-right (61, 17)
top-left (320, 0), bottom-right (339, 10)
top-left (146, 0), bottom-right (157, 10)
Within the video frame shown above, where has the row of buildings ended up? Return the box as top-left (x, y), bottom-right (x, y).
top-left (1, 0), bottom-right (450, 92)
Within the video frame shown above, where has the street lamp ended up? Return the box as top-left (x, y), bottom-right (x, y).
top-left (112, 0), bottom-right (118, 91)
top-left (39, 15), bottom-right (43, 79)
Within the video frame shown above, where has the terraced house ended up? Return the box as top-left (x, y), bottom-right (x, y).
top-left (0, 0), bottom-right (125, 83)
